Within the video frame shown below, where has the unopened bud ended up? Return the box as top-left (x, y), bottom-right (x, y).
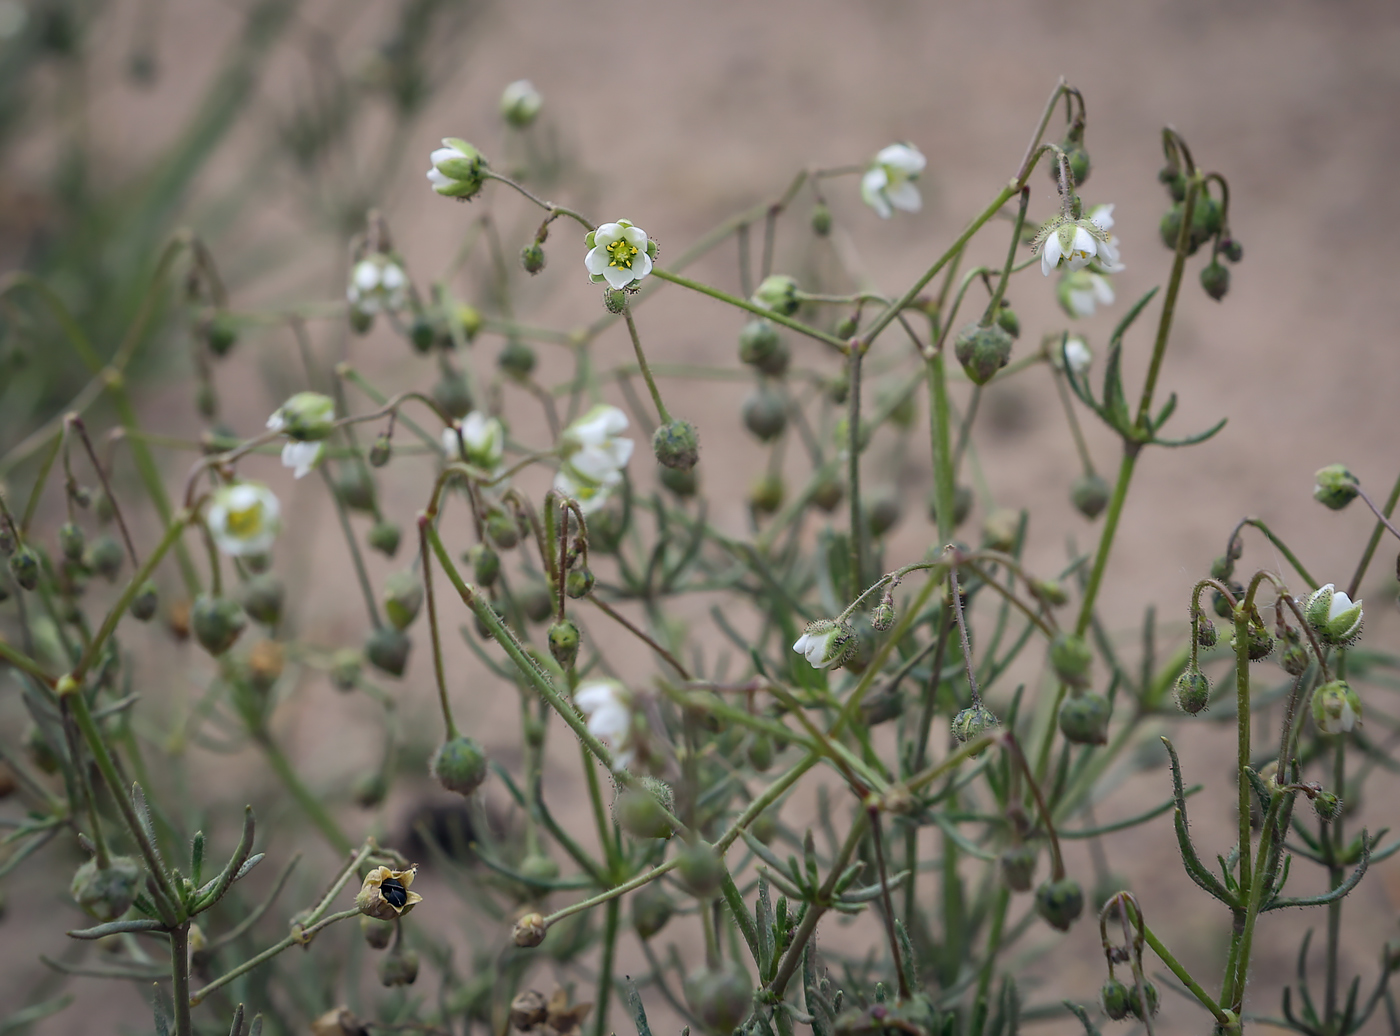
top-left (86, 535), bottom-right (124, 582)
top-left (432, 371), bottom-right (473, 420)
top-left (204, 311), bottom-right (240, 357)
top-left (518, 580), bottom-right (554, 623)
top-left (513, 912), bottom-right (547, 947)
top-left (330, 649), bottom-right (361, 691)
top-left (810, 202), bottom-right (832, 236)
top-left (660, 465), bottom-right (698, 497)
top-left (353, 772), bottom-right (387, 808)
top-left (334, 468), bottom-right (376, 513)
top-left (981, 508), bottom-right (1020, 553)
top-left (409, 315), bottom-right (436, 353)
top-left (871, 596), bottom-right (895, 632)
top-left (952, 704), bottom-right (998, 746)
top-left (676, 842), bottom-right (725, 898)
top-left (684, 964), bottom-right (752, 1035)
top-left (1195, 614), bottom-right (1218, 648)
top-left (431, 736), bottom-right (488, 796)
top-left (1280, 627), bottom-right (1310, 676)
top-left (1312, 465), bottom-right (1359, 511)
top-left (749, 474), bottom-right (784, 515)
top-left (1070, 473), bottom-right (1110, 520)
top-left (632, 883), bottom-right (674, 940)
top-left (742, 388), bottom-right (788, 442)
top-left (1200, 261), bottom-right (1230, 301)
top-left (747, 734), bottom-right (774, 771)
top-left (129, 581), bottom-right (159, 621)
top-left (1173, 668), bottom-right (1210, 715)
top-left (361, 914), bottom-right (394, 949)
top-left (565, 568), bottom-right (594, 599)
top-left (383, 570), bottom-right (424, 630)
top-left (1222, 237), bottom-right (1244, 263)
top-left (364, 627), bottom-right (411, 677)
top-left (486, 509), bottom-right (520, 550)
top-left (1058, 692), bottom-right (1111, 745)
top-left (1128, 982), bottom-right (1160, 1020)
top-left (1231, 615), bottom-right (1274, 661)
top-left (867, 496), bottom-right (901, 537)
top-left (1101, 978), bottom-right (1131, 1021)
top-left (1034, 876), bottom-right (1084, 931)
top-left (239, 573), bottom-right (285, 626)
top-left (191, 596), bottom-right (247, 657)
top-left (71, 856), bottom-right (142, 922)
top-left (1049, 633), bottom-right (1093, 688)
top-left (368, 521), bottom-right (401, 558)
top-left (548, 620), bottom-right (580, 669)
top-left (520, 242), bottom-right (546, 274)
top-left (752, 274), bottom-right (800, 316)
top-left (616, 779), bottom-right (676, 840)
top-left (1313, 790), bottom-right (1342, 821)
top-left (995, 305), bottom-right (1021, 339)
top-left (369, 435), bottom-right (392, 468)
top-left (59, 522), bottom-right (85, 562)
top-left (498, 339), bottom-right (537, 379)
top-left (1030, 579), bottom-right (1068, 608)
top-left (738, 320), bottom-right (789, 375)
top-left (928, 484), bottom-right (973, 530)
top-left (379, 948), bottom-right (420, 987)
top-left (653, 419), bottom-right (700, 471)
top-left (1000, 843), bottom-right (1038, 892)
top-left (500, 80), bottom-right (543, 128)
top-left (954, 322), bottom-right (1013, 385)
top-left (812, 475), bottom-right (844, 513)
top-left (1311, 679), bottom-right (1361, 735)
top-left (468, 543), bottom-right (500, 587)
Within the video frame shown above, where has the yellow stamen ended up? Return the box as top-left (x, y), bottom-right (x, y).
top-left (226, 503), bottom-right (263, 538)
top-left (606, 237), bottom-right (638, 269)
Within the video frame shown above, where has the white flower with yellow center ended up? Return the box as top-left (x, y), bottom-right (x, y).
top-left (575, 679), bottom-right (636, 770)
top-left (1058, 270), bottom-right (1115, 318)
top-left (554, 404), bottom-right (634, 512)
top-left (861, 143), bottom-right (926, 219)
top-left (1036, 205), bottom-right (1122, 277)
top-left (207, 482), bottom-right (281, 558)
top-left (347, 256), bottom-right (408, 315)
top-left (584, 221), bottom-right (653, 291)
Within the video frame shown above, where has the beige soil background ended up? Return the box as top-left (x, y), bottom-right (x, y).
top-left (3, 0), bottom-right (1400, 1033)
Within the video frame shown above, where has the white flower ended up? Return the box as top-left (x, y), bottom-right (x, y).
top-left (1037, 210), bottom-right (1121, 277)
top-left (500, 80), bottom-right (543, 128)
top-left (792, 620), bottom-right (855, 670)
top-left (443, 412), bottom-right (506, 473)
top-left (1062, 336), bottom-right (1092, 375)
top-left (426, 137), bottom-right (487, 199)
top-left (206, 482), bottom-right (281, 558)
top-left (555, 405), bottom-right (634, 512)
top-left (861, 143), bottom-right (926, 219)
top-left (1311, 679), bottom-right (1362, 735)
top-left (1087, 204), bottom-right (1125, 273)
top-left (1304, 583), bottom-right (1364, 647)
top-left (347, 257), bottom-right (408, 315)
top-left (584, 221), bottom-right (653, 290)
top-left (575, 679), bottom-right (636, 770)
top-left (279, 441), bottom-right (323, 479)
top-left (267, 391), bottom-right (335, 440)
top-left (1058, 270), bottom-right (1115, 318)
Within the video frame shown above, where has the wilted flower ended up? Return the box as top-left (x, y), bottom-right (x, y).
top-left (1057, 270), bottom-right (1115, 318)
top-left (555, 405), bottom-right (634, 512)
top-left (443, 411), bottom-right (506, 473)
top-left (792, 619), bottom-right (856, 669)
top-left (575, 679), bottom-right (636, 770)
top-left (500, 79), bottom-right (543, 127)
top-left (1304, 583), bottom-right (1364, 647)
top-left (426, 138), bottom-right (488, 199)
top-left (206, 483), bottom-right (281, 557)
top-left (861, 142), bottom-right (926, 219)
top-left (584, 220), bottom-right (653, 290)
top-left (347, 256), bottom-right (408, 315)
top-left (356, 865), bottom-right (423, 921)
top-left (1311, 679), bottom-right (1362, 735)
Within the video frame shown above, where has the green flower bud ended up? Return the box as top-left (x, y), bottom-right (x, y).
top-left (1174, 668), bottom-right (1210, 715)
top-left (518, 580), bottom-right (554, 623)
top-left (369, 434), bottom-right (393, 468)
top-left (1192, 195), bottom-right (1223, 246)
top-left (334, 468), bottom-right (377, 513)
top-left (1279, 627), bottom-right (1310, 676)
top-left (1100, 978), bottom-right (1131, 1021)
top-left (981, 508), bottom-right (1020, 553)
top-left (368, 520), bottom-right (401, 558)
top-left (1313, 790), bottom-right (1342, 821)
top-left (1127, 981), bottom-right (1159, 1020)
top-left (1211, 552), bottom-right (1237, 579)
top-left (810, 202), bottom-right (832, 236)
top-left (455, 304), bottom-right (482, 341)
top-left (750, 810), bottom-right (779, 845)
top-left (742, 388), bottom-right (787, 442)
top-left (85, 534), bottom-right (124, 582)
top-left (513, 912), bottom-right (547, 948)
top-left (59, 522), bottom-right (85, 562)
top-left (1049, 139), bottom-right (1090, 187)
top-left (410, 315), bottom-right (437, 353)
top-left (364, 627), bottom-right (412, 677)
top-left (1070, 473), bottom-right (1110, 520)
top-left (519, 853), bottom-right (560, 891)
top-left (71, 856), bottom-right (142, 922)
top-left (1313, 465), bottom-right (1360, 510)
top-left (239, 573), bottom-right (285, 626)
top-left (684, 964), bottom-right (752, 1035)
top-left (632, 883), bottom-right (674, 940)
top-left (1196, 615), bottom-right (1218, 648)
top-left (349, 304), bottom-right (374, 334)
top-left (353, 771), bottom-right (388, 809)
top-left (383, 570), bottom-right (424, 631)
top-left (995, 304), bottom-right (1021, 339)
top-left (954, 322), bottom-right (1014, 385)
top-left (565, 568), bottom-right (594, 599)
top-left (498, 339), bottom-right (537, 379)
top-left (676, 842), bottom-right (725, 899)
top-left (928, 484), bottom-right (973, 530)
top-left (871, 598), bottom-right (895, 632)
top-left (1000, 843), bottom-right (1038, 892)
top-left (1159, 165), bottom-right (1187, 202)
top-left (1050, 633), bottom-right (1093, 688)
top-left (812, 476), bottom-right (844, 513)
top-left (361, 913), bottom-right (394, 949)
top-left (330, 648), bottom-right (361, 691)
top-left (129, 581), bottom-right (159, 621)
top-left (1231, 614), bottom-right (1275, 661)
top-left (746, 733), bottom-right (774, 771)
top-left (1031, 579), bottom-right (1069, 607)
top-left (485, 509), bottom-right (520, 550)
top-left (1213, 583), bottom-right (1243, 619)
top-left (1058, 692), bottom-right (1111, 745)
top-left (468, 543), bottom-right (499, 587)
top-left (1159, 205), bottom-right (1184, 250)
top-left (379, 948), bottom-right (420, 987)
top-left (616, 780), bottom-right (676, 840)
top-left (1222, 237), bottom-right (1244, 262)
top-left (432, 371), bottom-right (473, 420)
top-left (204, 311), bottom-right (239, 357)
top-left (653, 419), bottom-right (700, 471)
top-left (603, 288), bottom-right (628, 314)
top-left (430, 736), bottom-right (488, 796)
top-left (660, 464), bottom-right (698, 497)
top-left (520, 242), bottom-right (546, 275)
top-left (192, 596), bottom-right (247, 657)
top-left (738, 320), bottom-right (789, 375)
top-left (428, 137), bottom-right (488, 200)
top-left (270, 392), bottom-right (336, 441)
top-left (752, 274), bottom-right (800, 316)
top-left (749, 474), bottom-right (784, 515)
top-left (952, 704), bottom-right (999, 745)
top-left (1311, 679), bottom-right (1361, 736)
top-left (868, 497), bottom-right (901, 538)
top-left (1034, 877), bottom-right (1084, 931)
top-left (500, 80), bottom-right (543, 128)
top-left (1303, 584), bottom-right (1364, 648)
top-left (1200, 260), bottom-right (1230, 301)
top-left (828, 372), bottom-right (850, 404)
top-left (548, 620), bottom-right (580, 670)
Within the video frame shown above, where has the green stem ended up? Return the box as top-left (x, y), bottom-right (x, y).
top-left (188, 908), bottom-right (360, 1005)
top-left (1140, 922), bottom-right (1233, 1028)
top-left (649, 268), bottom-right (848, 351)
top-left (970, 888), bottom-right (1010, 1036)
top-left (592, 898), bottom-right (621, 1036)
top-left (622, 305), bottom-right (673, 425)
top-left (981, 188), bottom-right (1029, 323)
top-left (253, 732), bottom-right (352, 855)
top-left (418, 516), bottom-right (459, 739)
top-left (1324, 737), bottom-right (1346, 1026)
top-left (1232, 605), bottom-right (1253, 898)
top-left (318, 466), bottom-right (382, 630)
top-left (170, 923), bottom-right (193, 1036)
top-left (927, 351), bottom-right (957, 543)
top-left (847, 343), bottom-right (865, 593)
top-left (1134, 178), bottom-right (1199, 430)
top-left (1348, 473), bottom-right (1400, 598)
top-left (0, 638), bottom-right (55, 686)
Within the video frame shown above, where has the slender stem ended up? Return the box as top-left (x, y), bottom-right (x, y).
top-left (589, 596), bottom-right (690, 679)
top-left (847, 344), bottom-right (865, 593)
top-left (1324, 737), bottom-right (1346, 1026)
top-left (649, 268), bottom-right (848, 351)
top-left (981, 188), bottom-right (1030, 323)
top-left (480, 170), bottom-right (594, 230)
top-left (970, 889), bottom-right (1010, 1036)
top-left (1140, 922), bottom-right (1233, 1027)
top-left (188, 908), bottom-right (360, 1005)
top-left (928, 351), bottom-right (958, 543)
top-left (1005, 734), bottom-right (1066, 879)
top-left (622, 306), bottom-right (672, 425)
top-left (0, 638), bottom-right (56, 686)
top-left (253, 731), bottom-right (352, 855)
top-left (1232, 605), bottom-right (1253, 897)
top-left (1347, 468), bottom-right (1400, 598)
top-left (418, 516), bottom-right (458, 739)
top-left (318, 466), bottom-right (382, 630)
top-left (1134, 178), bottom-right (1199, 429)
top-left (591, 899), bottom-right (621, 1036)
top-left (67, 416), bottom-right (140, 567)
top-left (60, 696), bottom-right (110, 866)
top-left (1052, 366), bottom-right (1096, 475)
top-left (170, 924), bottom-right (193, 1036)
top-left (946, 563), bottom-right (981, 702)
top-left (867, 809), bottom-right (910, 999)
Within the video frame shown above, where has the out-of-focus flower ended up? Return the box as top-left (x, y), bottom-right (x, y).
top-left (267, 392), bottom-right (335, 479)
top-left (207, 483), bottom-right (281, 557)
top-left (347, 256), bottom-right (408, 315)
top-left (555, 405), bottom-right (634, 512)
top-left (1311, 679), bottom-right (1362, 735)
top-left (1057, 270), bottom-right (1115, 318)
top-left (443, 411), bottom-right (506, 473)
top-left (501, 80), bottom-right (543, 128)
top-left (575, 679), bottom-right (636, 770)
top-left (861, 143), bottom-right (926, 219)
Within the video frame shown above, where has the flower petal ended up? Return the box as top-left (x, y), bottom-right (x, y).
top-left (584, 246), bottom-right (610, 276)
top-left (620, 225), bottom-right (648, 249)
top-left (602, 264), bottom-right (634, 290)
top-left (884, 181), bottom-right (922, 213)
top-left (630, 252), bottom-right (653, 281)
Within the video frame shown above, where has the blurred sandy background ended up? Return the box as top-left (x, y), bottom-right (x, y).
top-left (3, 0), bottom-right (1400, 1033)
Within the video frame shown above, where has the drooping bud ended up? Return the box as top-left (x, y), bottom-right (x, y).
top-left (747, 733), bottom-right (774, 771)
top-left (660, 465), bottom-right (698, 498)
top-left (364, 627), bottom-right (411, 677)
top-left (1279, 627), bottom-right (1310, 676)
top-left (1173, 668), bottom-right (1210, 715)
top-left (1000, 843), bottom-right (1038, 892)
top-left (368, 520), bottom-right (401, 558)
top-left (927, 484), bottom-right (973, 530)
top-left (1127, 982), bottom-right (1160, 1020)
top-left (1200, 261), bottom-right (1230, 301)
top-left (383, 570), bottom-right (424, 630)
top-left (1222, 237), bottom-right (1244, 262)
top-left (871, 593), bottom-right (896, 632)
top-left (10, 545), bottom-right (39, 591)
top-left (749, 473), bottom-right (784, 515)
top-left (500, 80), bottom-right (543, 128)
top-left (952, 704), bottom-right (999, 745)
top-left (1034, 877), bottom-right (1084, 931)
top-left (810, 202), bottom-right (832, 236)
top-left (432, 371), bottom-right (473, 420)
top-left (85, 534), bottom-right (124, 582)
top-left (71, 856), bottom-right (142, 921)
top-left (792, 618), bottom-right (856, 670)
top-left (548, 620), bottom-right (580, 670)
top-left (238, 573), bottom-right (285, 626)
top-left (430, 736), bottom-right (488, 796)
top-left (981, 508), bottom-right (1020, 553)
top-left (603, 289), bottom-right (628, 315)
top-left (812, 475), bottom-right (844, 513)
top-left (352, 772), bottom-right (387, 808)
top-left (1311, 679), bottom-right (1362, 735)
top-left (742, 388), bottom-right (788, 442)
top-left (499, 339), bottom-right (537, 379)
top-left (1070, 473), bottom-right (1110, 520)
top-left (59, 522), bottom-right (85, 562)
top-left (1231, 614), bottom-right (1275, 661)
top-left (632, 883), bottom-right (674, 939)
top-left (995, 304), bottom-right (1021, 339)
top-left (1313, 791), bottom-right (1342, 821)
top-left (1312, 465), bottom-right (1360, 511)
top-left (752, 274), bottom-right (800, 316)
top-left (1049, 633), bottom-right (1093, 688)
top-left (485, 509), bottom-right (520, 551)
top-left (203, 311), bottom-right (240, 357)
top-left (1101, 978), bottom-right (1131, 1021)
top-left (513, 912), bottom-right (547, 948)
top-left (330, 649), bottom-right (361, 691)
top-left (360, 914), bottom-right (394, 950)
top-left (379, 949), bottom-right (420, 987)
top-left (738, 320), bottom-right (789, 376)
top-left (520, 242), bottom-right (546, 274)
top-left (1195, 614), bottom-right (1218, 648)
top-left (867, 496), bottom-right (901, 538)
top-left (334, 468), bottom-right (376, 513)
top-left (468, 543), bottom-right (500, 587)
top-left (518, 580), bottom-right (554, 623)
top-left (369, 434), bottom-right (393, 468)
top-left (676, 842), bottom-right (725, 898)
top-left (269, 391), bottom-right (336, 441)
top-left (1058, 692), bottom-right (1111, 745)
top-left (954, 322), bottom-right (1013, 385)
top-left (191, 596), bottom-right (248, 657)
top-left (565, 568), bottom-right (594, 599)
top-left (129, 581), bottom-right (159, 621)
top-left (1303, 584), bottom-right (1364, 648)
top-left (427, 137), bottom-right (488, 200)
top-left (1030, 579), bottom-right (1069, 608)
top-left (616, 779), bottom-right (676, 840)
top-left (653, 419), bottom-right (700, 471)
top-left (684, 964), bottom-right (752, 1035)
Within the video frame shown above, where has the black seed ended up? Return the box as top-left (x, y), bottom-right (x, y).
top-left (381, 877), bottom-right (408, 909)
